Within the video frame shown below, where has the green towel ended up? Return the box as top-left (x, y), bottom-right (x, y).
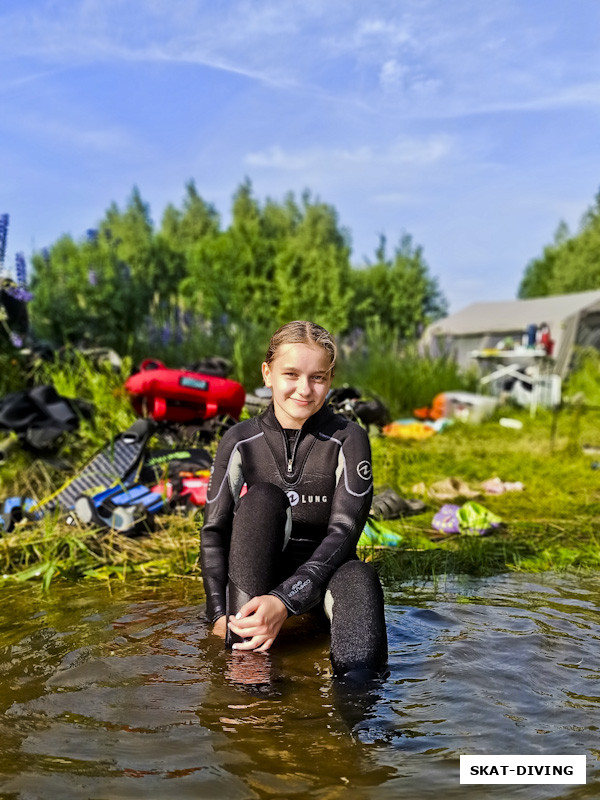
top-left (456, 501), bottom-right (502, 536)
top-left (358, 518), bottom-right (403, 547)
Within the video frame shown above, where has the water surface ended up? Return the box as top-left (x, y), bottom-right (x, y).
top-left (0, 572), bottom-right (598, 799)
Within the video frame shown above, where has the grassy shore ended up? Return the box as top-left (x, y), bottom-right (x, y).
top-left (0, 350), bottom-right (599, 589)
top-left (368, 404), bottom-right (600, 583)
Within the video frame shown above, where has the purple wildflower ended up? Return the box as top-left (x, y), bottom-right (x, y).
top-left (15, 252), bottom-right (27, 286)
top-left (88, 269), bottom-right (98, 286)
top-left (9, 331), bottom-right (23, 348)
top-left (0, 214), bottom-right (9, 269)
top-left (3, 283), bottom-right (33, 303)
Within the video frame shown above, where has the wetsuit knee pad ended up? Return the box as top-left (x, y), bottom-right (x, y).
top-left (325, 560), bottom-right (388, 677)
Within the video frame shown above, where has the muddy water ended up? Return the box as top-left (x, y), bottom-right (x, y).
top-left (0, 572), bottom-right (598, 799)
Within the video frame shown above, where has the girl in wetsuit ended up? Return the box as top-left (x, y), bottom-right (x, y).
top-left (200, 321), bottom-right (387, 677)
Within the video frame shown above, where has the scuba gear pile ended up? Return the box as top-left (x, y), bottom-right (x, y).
top-left (0, 384), bottom-right (220, 536)
top-left (1, 496), bottom-right (40, 533)
top-left (0, 385), bottom-right (94, 457)
top-left (57, 432), bottom-right (213, 533)
top-left (327, 386), bottom-right (390, 430)
top-left (39, 419), bottom-right (155, 514)
top-left (125, 359), bottom-right (245, 425)
top-left (74, 483), bottom-right (165, 534)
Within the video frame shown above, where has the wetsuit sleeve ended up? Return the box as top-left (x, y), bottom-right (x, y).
top-left (270, 423), bottom-right (373, 616)
top-left (200, 427), bottom-right (245, 623)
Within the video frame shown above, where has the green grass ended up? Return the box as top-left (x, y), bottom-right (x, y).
top-left (363, 403), bottom-right (600, 578)
top-left (1, 344), bottom-right (599, 588)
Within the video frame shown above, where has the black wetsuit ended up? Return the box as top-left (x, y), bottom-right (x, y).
top-left (200, 402), bottom-right (374, 622)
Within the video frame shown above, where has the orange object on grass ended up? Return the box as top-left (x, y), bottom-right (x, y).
top-left (382, 421), bottom-right (436, 440)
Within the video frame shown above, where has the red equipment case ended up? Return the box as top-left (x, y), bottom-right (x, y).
top-left (125, 359), bottom-right (245, 424)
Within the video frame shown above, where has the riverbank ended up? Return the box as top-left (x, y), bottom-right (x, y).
top-left (1, 400), bottom-right (599, 590)
top-left (369, 403), bottom-right (600, 581)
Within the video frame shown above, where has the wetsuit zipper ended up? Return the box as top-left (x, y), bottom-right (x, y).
top-left (284, 429), bottom-right (301, 474)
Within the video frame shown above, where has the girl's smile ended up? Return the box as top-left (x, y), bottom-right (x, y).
top-left (262, 342), bottom-right (332, 429)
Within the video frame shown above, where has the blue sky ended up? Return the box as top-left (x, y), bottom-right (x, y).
top-left (1, 0), bottom-right (600, 313)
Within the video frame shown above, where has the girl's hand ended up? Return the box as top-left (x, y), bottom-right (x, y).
top-left (211, 615), bottom-right (227, 638)
top-left (227, 595), bottom-right (288, 652)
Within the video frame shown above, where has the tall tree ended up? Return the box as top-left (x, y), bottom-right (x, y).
top-left (519, 189), bottom-right (600, 297)
top-left (30, 189), bottom-right (159, 351)
top-left (274, 193), bottom-right (352, 332)
top-left (161, 180), bottom-right (220, 250)
top-left (350, 234), bottom-right (447, 339)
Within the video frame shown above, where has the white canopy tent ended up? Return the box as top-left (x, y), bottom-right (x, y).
top-left (421, 289), bottom-right (600, 378)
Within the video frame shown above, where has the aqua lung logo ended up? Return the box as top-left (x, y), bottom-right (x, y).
top-left (286, 491), bottom-right (328, 507)
top-left (289, 579), bottom-right (311, 597)
top-left (357, 460), bottom-right (372, 480)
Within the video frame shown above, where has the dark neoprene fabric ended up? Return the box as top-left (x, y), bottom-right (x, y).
top-left (200, 402), bottom-right (374, 622)
top-left (222, 482), bottom-right (388, 674)
top-left (226, 482), bottom-right (289, 597)
top-left (326, 560), bottom-right (388, 674)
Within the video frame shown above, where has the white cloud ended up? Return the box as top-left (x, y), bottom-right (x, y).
top-left (244, 136), bottom-right (452, 177)
top-left (388, 135), bottom-right (453, 165)
top-left (379, 59), bottom-right (407, 90)
top-left (324, 13), bottom-right (416, 55)
top-left (354, 17), bottom-right (414, 48)
top-left (245, 146), bottom-right (315, 170)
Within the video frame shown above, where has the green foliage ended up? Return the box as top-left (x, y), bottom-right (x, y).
top-left (28, 179), bottom-right (449, 373)
top-left (564, 346), bottom-right (600, 405)
top-left (350, 234), bottom-right (447, 340)
top-left (160, 180), bottom-right (220, 248)
top-left (274, 192), bottom-right (352, 332)
top-left (519, 190), bottom-right (600, 297)
top-left (1, 355), bottom-right (600, 588)
top-left (31, 194), bottom-right (155, 352)
top-left (337, 323), bottom-right (477, 417)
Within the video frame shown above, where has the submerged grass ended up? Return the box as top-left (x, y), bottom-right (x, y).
top-left (0, 347), bottom-right (599, 589)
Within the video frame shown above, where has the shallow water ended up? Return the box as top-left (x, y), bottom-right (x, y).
top-left (0, 572), bottom-right (598, 799)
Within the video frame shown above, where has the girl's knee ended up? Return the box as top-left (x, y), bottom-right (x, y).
top-left (327, 560), bottom-right (383, 602)
top-left (242, 482), bottom-right (289, 509)
top-left (232, 482), bottom-right (290, 544)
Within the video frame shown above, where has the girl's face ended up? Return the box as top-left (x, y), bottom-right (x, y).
top-left (262, 342), bottom-right (332, 429)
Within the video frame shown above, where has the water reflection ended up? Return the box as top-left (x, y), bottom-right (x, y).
top-left (0, 573), bottom-right (597, 798)
top-left (224, 650), bottom-right (275, 691)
